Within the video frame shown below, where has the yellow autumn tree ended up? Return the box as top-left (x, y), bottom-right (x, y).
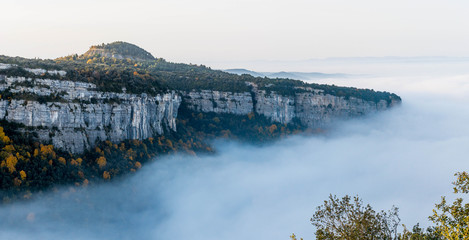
top-left (70, 159), bottom-right (78, 166)
top-left (33, 148), bottom-right (39, 157)
top-left (135, 161), bottom-right (142, 169)
top-left (40, 145), bottom-right (55, 159)
top-left (0, 127), bottom-right (10, 144)
top-left (19, 170), bottom-right (27, 180)
top-left (103, 171), bottom-right (110, 180)
top-left (3, 144), bottom-right (15, 152)
top-left (5, 155), bottom-right (18, 173)
top-left (96, 156), bottom-right (107, 168)
top-left (58, 157), bottom-right (66, 165)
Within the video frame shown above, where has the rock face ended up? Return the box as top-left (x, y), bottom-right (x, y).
top-left (183, 90), bottom-right (253, 115)
top-left (0, 75), bottom-right (180, 153)
top-left (183, 87), bottom-right (396, 128)
top-left (0, 70), bottom-right (398, 153)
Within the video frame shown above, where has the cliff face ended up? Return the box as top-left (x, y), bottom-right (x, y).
top-left (0, 75), bottom-right (180, 153)
top-left (0, 67), bottom-right (398, 153)
top-left (83, 48), bottom-right (138, 61)
top-left (183, 86), bottom-right (396, 128)
top-left (183, 90), bottom-right (253, 115)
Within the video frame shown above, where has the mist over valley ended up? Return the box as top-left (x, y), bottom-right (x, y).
top-left (1, 60), bottom-right (468, 239)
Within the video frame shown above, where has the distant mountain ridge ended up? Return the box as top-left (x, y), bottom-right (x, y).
top-left (224, 68), bottom-right (348, 80)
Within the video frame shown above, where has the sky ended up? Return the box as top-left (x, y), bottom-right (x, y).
top-left (2, 61), bottom-right (469, 239)
top-left (2, 0), bottom-right (469, 65)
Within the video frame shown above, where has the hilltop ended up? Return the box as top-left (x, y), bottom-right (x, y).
top-left (82, 41), bottom-right (155, 61)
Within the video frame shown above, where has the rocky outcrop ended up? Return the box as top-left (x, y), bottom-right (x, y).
top-left (0, 75), bottom-right (180, 153)
top-left (83, 48), bottom-right (137, 61)
top-left (293, 92), bottom-right (390, 127)
top-left (182, 85), bottom-right (397, 128)
top-left (82, 42), bottom-right (155, 61)
top-left (183, 90), bottom-right (253, 115)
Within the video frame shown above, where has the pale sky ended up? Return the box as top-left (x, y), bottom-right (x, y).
top-left (2, 0), bottom-right (469, 65)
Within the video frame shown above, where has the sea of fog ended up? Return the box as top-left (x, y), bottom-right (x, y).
top-left (2, 61), bottom-right (469, 240)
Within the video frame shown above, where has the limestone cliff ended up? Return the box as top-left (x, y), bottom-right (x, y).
top-left (0, 75), bottom-right (180, 153)
top-left (0, 70), bottom-right (399, 153)
top-left (183, 84), bottom-right (397, 128)
top-left (0, 57), bottom-right (400, 154)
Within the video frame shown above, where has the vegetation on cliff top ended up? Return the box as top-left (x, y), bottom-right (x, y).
top-left (0, 41), bottom-right (401, 103)
top-left (83, 41), bottom-right (155, 61)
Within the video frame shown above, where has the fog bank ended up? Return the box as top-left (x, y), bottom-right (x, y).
top-left (1, 62), bottom-right (469, 239)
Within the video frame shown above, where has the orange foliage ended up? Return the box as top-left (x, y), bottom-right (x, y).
top-left (58, 157), bottom-right (66, 165)
top-left (135, 162), bottom-right (142, 169)
top-left (5, 155), bottom-right (18, 173)
top-left (96, 156), bottom-right (107, 168)
top-left (19, 170), bottom-right (26, 180)
top-left (103, 171), bottom-right (110, 180)
top-left (2, 136), bottom-right (11, 144)
top-left (33, 149), bottom-right (39, 157)
top-left (3, 145), bottom-right (15, 152)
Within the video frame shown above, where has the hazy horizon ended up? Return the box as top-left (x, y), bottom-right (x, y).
top-left (3, 0), bottom-right (469, 63)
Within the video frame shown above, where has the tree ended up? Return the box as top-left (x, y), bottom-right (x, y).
top-left (311, 194), bottom-right (400, 240)
top-left (96, 156), bottom-right (107, 168)
top-left (57, 157), bottom-right (66, 165)
top-left (5, 155), bottom-right (18, 173)
top-left (399, 223), bottom-right (442, 240)
top-left (102, 171), bottom-right (110, 180)
top-left (430, 172), bottom-right (469, 239)
top-left (19, 170), bottom-right (26, 180)
top-left (290, 233), bottom-right (303, 240)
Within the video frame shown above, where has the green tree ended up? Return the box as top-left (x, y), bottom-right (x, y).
top-left (399, 223), bottom-right (442, 240)
top-left (290, 233), bottom-right (303, 240)
top-left (430, 172), bottom-right (469, 239)
top-left (311, 194), bottom-right (400, 240)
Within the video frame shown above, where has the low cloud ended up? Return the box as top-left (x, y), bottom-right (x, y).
top-left (1, 62), bottom-right (469, 240)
